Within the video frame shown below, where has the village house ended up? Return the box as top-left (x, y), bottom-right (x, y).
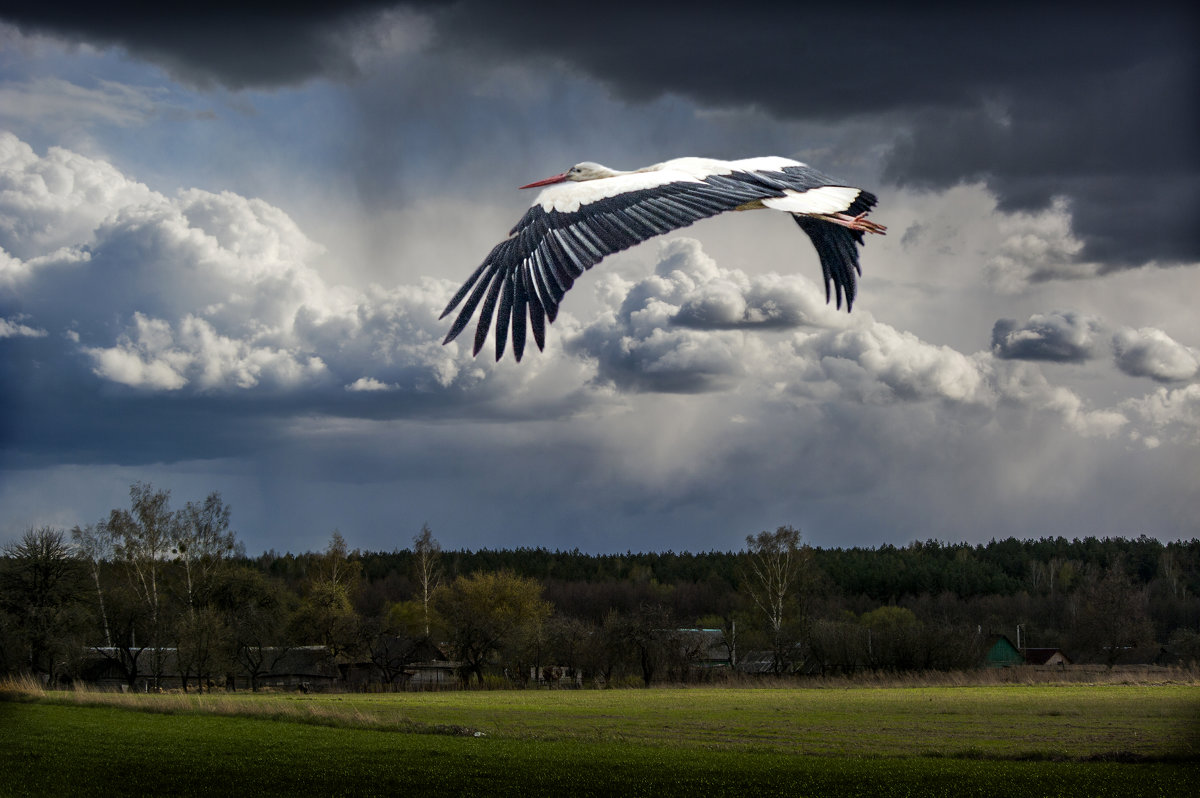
top-left (981, 634), bottom-right (1023, 668)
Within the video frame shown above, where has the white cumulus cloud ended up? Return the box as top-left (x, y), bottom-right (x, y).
top-left (1112, 327), bottom-right (1200, 383)
top-left (790, 322), bottom-right (990, 405)
top-left (570, 238), bottom-right (839, 393)
top-left (0, 131), bottom-right (159, 260)
top-left (0, 314), bottom-right (46, 337)
top-left (0, 133), bottom-right (593, 413)
top-left (345, 376), bottom-right (393, 392)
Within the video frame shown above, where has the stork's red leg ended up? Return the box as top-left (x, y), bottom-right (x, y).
top-left (822, 212), bottom-right (888, 235)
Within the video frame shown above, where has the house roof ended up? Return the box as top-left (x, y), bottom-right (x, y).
top-left (266, 646), bottom-right (339, 677)
top-left (1023, 647), bottom-right (1071, 665)
top-left (983, 634), bottom-right (1023, 666)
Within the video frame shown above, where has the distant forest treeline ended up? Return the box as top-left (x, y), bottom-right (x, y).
top-left (2, 482), bottom-right (1198, 689)
top-left (300, 534), bottom-right (1195, 610)
top-left (271, 534), bottom-right (1200, 650)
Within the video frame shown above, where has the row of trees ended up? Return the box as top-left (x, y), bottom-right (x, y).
top-left (2, 483), bottom-right (1199, 689)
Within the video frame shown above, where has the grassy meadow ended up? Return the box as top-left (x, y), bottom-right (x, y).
top-left (3, 680), bottom-right (1198, 796)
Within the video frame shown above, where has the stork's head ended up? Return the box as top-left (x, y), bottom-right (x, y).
top-left (520, 162), bottom-right (616, 188)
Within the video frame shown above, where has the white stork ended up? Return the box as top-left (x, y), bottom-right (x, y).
top-left (440, 156), bottom-right (886, 361)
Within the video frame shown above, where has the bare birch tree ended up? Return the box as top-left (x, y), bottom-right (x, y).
top-left (413, 524), bottom-right (441, 637)
top-left (71, 523), bottom-right (113, 647)
top-left (317, 530), bottom-right (357, 587)
top-left (171, 492), bottom-right (240, 615)
top-left (104, 482), bottom-right (176, 686)
top-left (742, 525), bottom-right (812, 674)
top-left (170, 492), bottom-right (240, 692)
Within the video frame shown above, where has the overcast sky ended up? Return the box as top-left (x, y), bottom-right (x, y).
top-left (1, 2), bottom-right (1197, 554)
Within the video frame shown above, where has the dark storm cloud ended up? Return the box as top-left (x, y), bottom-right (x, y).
top-left (885, 55), bottom-right (1200, 267)
top-left (991, 311), bottom-right (1102, 363)
top-left (7, 2), bottom-right (1195, 271)
top-left (436, 4), bottom-right (1185, 114)
top-left (0, 338), bottom-right (285, 466)
top-left (0, 1), bottom-right (408, 88)
top-left (431, 1), bottom-right (1199, 271)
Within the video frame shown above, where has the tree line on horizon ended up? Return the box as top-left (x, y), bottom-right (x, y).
top-left (2, 482), bottom-right (1198, 690)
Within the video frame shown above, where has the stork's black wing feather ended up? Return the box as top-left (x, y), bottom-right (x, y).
top-left (791, 187), bottom-right (878, 311)
top-left (793, 216), bottom-right (863, 310)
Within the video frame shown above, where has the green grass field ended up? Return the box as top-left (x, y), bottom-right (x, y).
top-left (3, 684), bottom-right (1198, 796)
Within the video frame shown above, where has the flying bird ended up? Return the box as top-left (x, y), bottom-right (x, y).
top-left (440, 156), bottom-right (886, 361)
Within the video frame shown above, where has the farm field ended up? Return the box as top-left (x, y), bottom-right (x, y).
top-left (2, 684), bottom-right (1198, 796)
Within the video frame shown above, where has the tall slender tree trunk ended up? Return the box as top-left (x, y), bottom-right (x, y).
top-left (89, 561), bottom-right (112, 648)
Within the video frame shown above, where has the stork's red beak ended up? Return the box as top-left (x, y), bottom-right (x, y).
top-left (519, 172), bottom-right (568, 189)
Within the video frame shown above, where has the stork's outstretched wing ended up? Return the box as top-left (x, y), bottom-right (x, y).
top-left (440, 157), bottom-right (879, 361)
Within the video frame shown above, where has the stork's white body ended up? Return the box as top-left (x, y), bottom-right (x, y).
top-left (441, 156), bottom-right (886, 361)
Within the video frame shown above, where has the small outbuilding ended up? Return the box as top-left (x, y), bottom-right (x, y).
top-left (257, 646), bottom-right (341, 691)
